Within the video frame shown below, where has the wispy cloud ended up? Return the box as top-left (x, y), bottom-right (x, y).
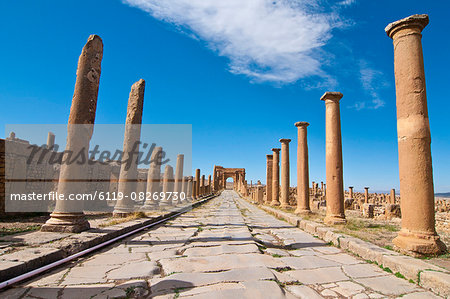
top-left (123, 0), bottom-right (347, 84)
top-left (337, 0), bottom-right (357, 7)
top-left (349, 60), bottom-right (388, 110)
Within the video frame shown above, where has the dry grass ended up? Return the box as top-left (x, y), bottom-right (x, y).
top-left (99, 212), bottom-right (147, 227)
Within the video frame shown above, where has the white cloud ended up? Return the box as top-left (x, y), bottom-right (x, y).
top-left (123, 0), bottom-right (344, 84)
top-left (349, 60), bottom-right (388, 110)
top-left (338, 0), bottom-right (357, 7)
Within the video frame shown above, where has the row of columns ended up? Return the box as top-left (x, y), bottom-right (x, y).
top-left (40, 35), bottom-right (213, 233)
top-left (259, 14), bottom-right (445, 255)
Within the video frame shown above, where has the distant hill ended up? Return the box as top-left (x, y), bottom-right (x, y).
top-left (435, 192), bottom-right (450, 198)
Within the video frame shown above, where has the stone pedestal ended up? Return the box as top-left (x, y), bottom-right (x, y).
top-left (279, 139), bottom-right (291, 209)
top-left (270, 148), bottom-right (281, 206)
top-left (265, 155), bottom-right (273, 204)
top-left (321, 92), bottom-right (346, 225)
top-left (386, 14), bottom-right (446, 254)
top-left (294, 122), bottom-right (311, 215)
top-left (42, 35), bottom-right (103, 233)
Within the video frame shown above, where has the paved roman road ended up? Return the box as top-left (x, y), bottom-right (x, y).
top-left (4, 191), bottom-right (441, 298)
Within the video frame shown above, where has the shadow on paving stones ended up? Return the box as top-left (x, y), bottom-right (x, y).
top-left (135, 237), bottom-right (257, 246)
top-left (168, 223), bottom-right (248, 228)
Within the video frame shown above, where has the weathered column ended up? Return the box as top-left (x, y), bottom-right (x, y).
top-left (113, 79), bottom-right (146, 216)
top-left (201, 174), bottom-right (205, 197)
top-left (386, 14), bottom-right (445, 254)
top-left (160, 165), bottom-right (174, 207)
top-left (208, 175), bottom-right (212, 194)
top-left (173, 154), bottom-right (184, 196)
top-left (47, 132), bottom-right (55, 149)
top-left (265, 154), bottom-right (273, 204)
top-left (348, 186), bottom-right (354, 199)
top-left (180, 176), bottom-right (187, 203)
top-left (195, 169), bottom-right (200, 198)
top-left (295, 122), bottom-right (311, 215)
top-left (364, 187), bottom-right (369, 204)
top-left (390, 188), bottom-right (396, 204)
top-left (41, 35), bottom-right (103, 233)
top-left (192, 180), bottom-right (198, 200)
top-left (279, 139), bottom-right (291, 208)
top-left (271, 148), bottom-right (281, 206)
top-left (186, 176), bottom-right (193, 201)
top-left (321, 92), bottom-right (346, 225)
top-left (142, 146), bottom-right (163, 208)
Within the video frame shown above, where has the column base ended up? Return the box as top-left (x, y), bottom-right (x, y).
top-left (141, 201), bottom-right (159, 210)
top-left (270, 200), bottom-right (280, 206)
top-left (113, 206), bottom-right (136, 217)
top-left (393, 229), bottom-right (447, 256)
top-left (324, 214), bottom-right (346, 225)
top-left (280, 204), bottom-right (291, 209)
top-left (41, 212), bottom-right (90, 233)
top-left (295, 208), bottom-right (312, 216)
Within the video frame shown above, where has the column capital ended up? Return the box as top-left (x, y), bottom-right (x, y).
top-left (320, 92), bottom-right (343, 102)
top-left (271, 148), bottom-right (281, 153)
top-left (266, 154), bottom-right (273, 159)
top-left (385, 14), bottom-right (428, 39)
top-left (294, 121), bottom-right (310, 128)
top-left (279, 138), bottom-right (291, 143)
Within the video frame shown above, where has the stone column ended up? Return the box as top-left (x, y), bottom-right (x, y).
top-left (47, 132), bottom-right (55, 149)
top-left (192, 180), bottom-right (198, 200)
top-left (186, 176), bottom-right (193, 201)
top-left (390, 188), bottom-right (396, 204)
top-left (174, 154), bottom-right (184, 193)
top-left (160, 165), bottom-right (174, 207)
top-left (348, 186), bottom-right (354, 199)
top-left (364, 187), bottom-right (369, 204)
top-left (142, 147), bottom-right (163, 209)
top-left (321, 92), bottom-right (346, 225)
top-left (195, 169), bottom-right (200, 198)
top-left (208, 175), bottom-right (212, 194)
top-left (201, 174), bottom-right (205, 197)
top-left (113, 79), bottom-right (146, 216)
top-left (271, 148), bottom-right (281, 206)
top-left (295, 122), bottom-right (311, 215)
top-left (386, 14), bottom-right (445, 254)
top-left (279, 139), bottom-right (291, 208)
top-left (42, 35), bottom-right (103, 233)
top-left (265, 154), bottom-right (273, 204)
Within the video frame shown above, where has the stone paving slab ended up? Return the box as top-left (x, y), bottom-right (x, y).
top-left (1, 191), bottom-right (446, 298)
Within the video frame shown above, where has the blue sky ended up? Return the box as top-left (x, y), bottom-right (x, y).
top-left (0, 0), bottom-right (449, 192)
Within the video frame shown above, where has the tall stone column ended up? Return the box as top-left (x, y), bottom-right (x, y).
top-left (271, 148), bottom-right (281, 206)
top-left (174, 154), bottom-right (184, 194)
top-left (186, 176), bottom-right (193, 201)
top-left (208, 175), bottom-right (212, 194)
top-left (192, 180), bottom-right (197, 200)
top-left (348, 186), bottom-right (354, 199)
top-left (279, 139), bottom-right (291, 208)
top-left (47, 132), bottom-right (55, 149)
top-left (160, 165), bottom-right (174, 207)
top-left (321, 92), bottom-right (346, 225)
top-left (201, 174), bottom-right (205, 197)
top-left (295, 122), bottom-right (311, 215)
top-left (390, 188), bottom-right (396, 204)
top-left (265, 154), bottom-right (273, 204)
top-left (386, 14), bottom-right (445, 254)
top-left (113, 79), bottom-right (146, 217)
top-left (364, 187), bottom-right (369, 204)
top-left (195, 169), bottom-right (200, 198)
top-left (142, 147), bottom-right (163, 208)
top-left (42, 35), bottom-right (103, 233)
